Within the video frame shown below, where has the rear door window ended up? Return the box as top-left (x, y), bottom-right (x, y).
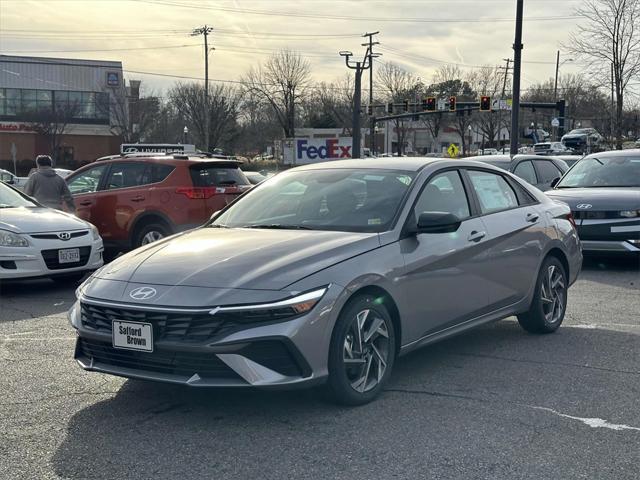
top-left (513, 161), bottom-right (537, 185)
top-left (67, 164), bottom-right (108, 194)
top-left (190, 163), bottom-right (250, 187)
top-left (105, 162), bottom-right (150, 190)
top-left (467, 170), bottom-right (519, 214)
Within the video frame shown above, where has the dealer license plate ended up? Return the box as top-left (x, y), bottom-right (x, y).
top-left (58, 248), bottom-right (80, 264)
top-left (112, 320), bottom-right (153, 352)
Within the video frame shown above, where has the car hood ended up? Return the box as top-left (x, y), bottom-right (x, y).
top-left (546, 188), bottom-right (640, 210)
top-left (94, 227), bottom-right (381, 290)
top-left (0, 207), bottom-right (91, 233)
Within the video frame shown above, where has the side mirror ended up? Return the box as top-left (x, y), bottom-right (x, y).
top-left (209, 210), bottom-right (221, 222)
top-left (550, 177), bottom-right (560, 188)
top-left (415, 212), bottom-right (462, 234)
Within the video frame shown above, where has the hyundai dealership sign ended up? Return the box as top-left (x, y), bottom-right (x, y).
top-left (284, 138), bottom-right (354, 165)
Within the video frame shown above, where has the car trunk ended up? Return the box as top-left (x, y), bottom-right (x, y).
top-left (187, 162), bottom-right (252, 214)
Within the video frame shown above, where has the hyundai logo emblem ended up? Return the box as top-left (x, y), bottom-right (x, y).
top-left (58, 232), bottom-right (71, 240)
top-left (576, 204), bottom-right (593, 209)
top-left (129, 287), bottom-right (157, 300)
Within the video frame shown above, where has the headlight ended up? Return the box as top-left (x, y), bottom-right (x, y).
top-left (0, 230), bottom-right (29, 247)
top-left (210, 287), bottom-right (327, 323)
top-left (619, 210), bottom-right (639, 218)
top-left (88, 223), bottom-right (101, 241)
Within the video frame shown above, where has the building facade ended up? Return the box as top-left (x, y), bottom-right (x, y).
top-left (0, 55), bottom-right (125, 175)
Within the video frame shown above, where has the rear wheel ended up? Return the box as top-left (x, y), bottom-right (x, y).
top-left (517, 256), bottom-right (567, 334)
top-left (326, 294), bottom-right (396, 405)
top-left (133, 222), bottom-right (171, 249)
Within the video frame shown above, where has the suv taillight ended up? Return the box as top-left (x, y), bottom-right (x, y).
top-left (566, 211), bottom-right (577, 229)
top-left (176, 185), bottom-right (250, 199)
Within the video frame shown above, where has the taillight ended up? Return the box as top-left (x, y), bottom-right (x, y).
top-left (565, 211), bottom-right (577, 229)
top-left (175, 187), bottom-right (217, 199)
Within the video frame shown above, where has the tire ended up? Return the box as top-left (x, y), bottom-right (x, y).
top-left (326, 294), bottom-right (396, 406)
top-left (133, 222), bottom-right (170, 249)
top-left (517, 256), bottom-right (568, 334)
top-left (51, 272), bottom-right (87, 284)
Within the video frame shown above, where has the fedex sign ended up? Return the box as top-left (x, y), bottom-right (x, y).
top-left (286, 138), bottom-right (353, 164)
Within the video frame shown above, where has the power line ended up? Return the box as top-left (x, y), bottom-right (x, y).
top-left (131, 0), bottom-right (583, 23)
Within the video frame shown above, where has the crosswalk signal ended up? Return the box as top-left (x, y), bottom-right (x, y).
top-left (403, 99), bottom-right (409, 112)
top-left (448, 96), bottom-right (456, 112)
top-left (387, 102), bottom-right (394, 114)
top-left (480, 95), bottom-right (491, 111)
top-left (367, 105), bottom-right (373, 116)
top-left (426, 97), bottom-right (436, 111)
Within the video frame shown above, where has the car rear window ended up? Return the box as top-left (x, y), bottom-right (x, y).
top-left (189, 163), bottom-right (250, 187)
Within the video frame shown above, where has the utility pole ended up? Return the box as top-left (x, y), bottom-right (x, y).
top-left (553, 50), bottom-right (560, 101)
top-left (610, 62), bottom-right (615, 147)
top-left (191, 25), bottom-right (214, 152)
top-left (340, 46), bottom-right (374, 159)
top-left (362, 31), bottom-right (380, 156)
top-left (509, 0), bottom-right (524, 156)
top-left (500, 58), bottom-right (511, 97)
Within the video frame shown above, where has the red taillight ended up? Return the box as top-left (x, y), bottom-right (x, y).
top-left (566, 211), bottom-right (577, 229)
top-left (175, 187), bottom-right (217, 199)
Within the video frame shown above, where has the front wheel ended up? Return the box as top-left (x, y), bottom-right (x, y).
top-left (326, 294), bottom-right (396, 405)
top-left (517, 256), bottom-right (568, 334)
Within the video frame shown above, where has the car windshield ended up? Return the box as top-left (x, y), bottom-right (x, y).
top-left (213, 168), bottom-right (415, 233)
top-left (0, 182), bottom-right (37, 208)
top-left (557, 155), bottom-right (640, 188)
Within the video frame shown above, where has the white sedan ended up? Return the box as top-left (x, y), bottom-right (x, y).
top-left (0, 182), bottom-right (103, 282)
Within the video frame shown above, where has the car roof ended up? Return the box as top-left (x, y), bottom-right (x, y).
top-left (584, 149), bottom-right (640, 158)
top-left (293, 157), bottom-right (447, 172)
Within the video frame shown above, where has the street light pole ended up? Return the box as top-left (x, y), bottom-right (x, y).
top-left (362, 32), bottom-right (380, 156)
top-left (509, 0), bottom-right (524, 157)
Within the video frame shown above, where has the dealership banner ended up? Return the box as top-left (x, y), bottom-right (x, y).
top-left (284, 138), bottom-right (354, 165)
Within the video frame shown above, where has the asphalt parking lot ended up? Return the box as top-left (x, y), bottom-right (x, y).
top-left (1, 256), bottom-right (639, 480)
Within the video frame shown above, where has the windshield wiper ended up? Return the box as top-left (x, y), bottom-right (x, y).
top-left (208, 223), bottom-right (230, 228)
top-left (241, 224), bottom-right (314, 230)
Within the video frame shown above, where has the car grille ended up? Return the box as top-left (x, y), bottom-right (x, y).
top-left (81, 303), bottom-right (229, 343)
top-left (572, 210), bottom-right (623, 220)
top-left (76, 337), bottom-right (241, 379)
top-left (41, 246), bottom-right (91, 270)
top-left (31, 231), bottom-right (88, 240)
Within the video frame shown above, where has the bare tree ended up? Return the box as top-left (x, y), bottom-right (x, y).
top-left (467, 65), bottom-right (509, 148)
top-left (242, 49), bottom-right (311, 138)
top-left (168, 82), bottom-right (240, 151)
top-left (376, 62), bottom-right (419, 155)
top-left (564, 0), bottom-right (640, 148)
top-left (111, 85), bottom-right (160, 143)
top-left (25, 102), bottom-right (80, 165)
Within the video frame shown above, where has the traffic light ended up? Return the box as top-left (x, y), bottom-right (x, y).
top-left (421, 98), bottom-right (428, 111)
top-left (403, 99), bottom-right (409, 112)
top-left (387, 102), bottom-right (393, 114)
top-left (480, 95), bottom-right (491, 111)
top-left (448, 96), bottom-right (456, 112)
top-left (367, 105), bottom-right (373, 116)
top-left (426, 97), bottom-right (436, 111)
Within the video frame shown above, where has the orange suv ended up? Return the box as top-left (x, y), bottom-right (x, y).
top-left (65, 153), bottom-right (251, 252)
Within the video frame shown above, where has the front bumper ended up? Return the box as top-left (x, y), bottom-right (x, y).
top-left (68, 284), bottom-right (344, 388)
top-left (0, 236), bottom-right (104, 279)
top-left (576, 219), bottom-right (640, 253)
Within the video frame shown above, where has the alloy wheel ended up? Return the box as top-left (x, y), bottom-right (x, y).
top-left (540, 265), bottom-right (565, 324)
top-left (141, 230), bottom-right (164, 245)
top-left (343, 308), bottom-right (390, 393)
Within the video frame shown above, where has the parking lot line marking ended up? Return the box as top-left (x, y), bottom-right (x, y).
top-left (529, 406), bottom-right (640, 432)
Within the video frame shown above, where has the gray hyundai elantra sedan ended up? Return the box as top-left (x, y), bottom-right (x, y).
top-left (69, 158), bottom-right (582, 405)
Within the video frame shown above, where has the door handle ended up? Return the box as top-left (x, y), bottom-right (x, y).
top-left (467, 230), bottom-right (486, 242)
top-left (526, 213), bottom-right (540, 223)
top-left (79, 201), bottom-right (92, 206)
top-left (131, 196), bottom-right (145, 202)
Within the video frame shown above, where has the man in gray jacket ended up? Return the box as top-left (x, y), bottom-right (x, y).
top-left (23, 155), bottom-right (76, 212)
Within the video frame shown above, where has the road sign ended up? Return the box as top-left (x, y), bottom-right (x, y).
top-left (551, 118), bottom-right (560, 128)
top-left (491, 99), bottom-right (512, 111)
top-left (447, 143), bottom-right (460, 158)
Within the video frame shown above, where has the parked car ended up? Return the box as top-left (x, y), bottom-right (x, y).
top-left (466, 154), bottom-right (569, 191)
top-left (0, 169), bottom-right (29, 190)
top-left (554, 154), bottom-right (585, 168)
top-left (242, 171), bottom-right (268, 185)
top-left (561, 128), bottom-right (603, 153)
top-left (546, 149), bottom-right (640, 254)
top-left (0, 181), bottom-right (103, 282)
top-left (70, 157), bottom-right (582, 405)
top-left (478, 148), bottom-right (499, 156)
top-left (534, 142), bottom-right (573, 155)
top-left (64, 153), bottom-right (252, 252)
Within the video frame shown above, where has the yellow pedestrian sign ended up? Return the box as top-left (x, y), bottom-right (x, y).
top-left (447, 143), bottom-right (459, 158)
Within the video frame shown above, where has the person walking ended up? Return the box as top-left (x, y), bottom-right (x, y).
top-left (23, 155), bottom-right (76, 212)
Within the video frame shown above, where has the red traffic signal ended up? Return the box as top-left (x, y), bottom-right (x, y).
top-left (387, 102), bottom-right (394, 114)
top-left (480, 95), bottom-right (491, 111)
top-left (448, 96), bottom-right (456, 112)
top-left (426, 97), bottom-right (436, 111)
top-left (403, 99), bottom-right (409, 112)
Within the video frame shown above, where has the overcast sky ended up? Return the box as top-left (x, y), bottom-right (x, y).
top-left (1, 0), bottom-right (589, 94)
